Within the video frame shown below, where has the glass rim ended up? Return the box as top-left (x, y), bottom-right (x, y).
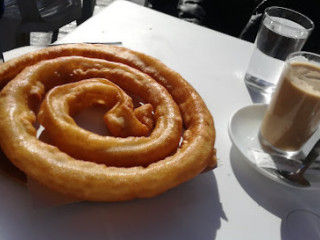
top-left (264, 6), bottom-right (314, 32)
top-left (287, 51), bottom-right (320, 61)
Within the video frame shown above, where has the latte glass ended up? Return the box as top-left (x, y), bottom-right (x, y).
top-left (259, 52), bottom-right (320, 157)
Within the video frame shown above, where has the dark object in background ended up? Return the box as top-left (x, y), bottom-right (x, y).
top-left (149, 0), bottom-right (259, 37)
top-left (177, 0), bottom-right (207, 25)
top-left (0, 0), bottom-right (4, 18)
top-left (16, 0), bottom-right (82, 43)
top-left (147, 0), bottom-right (179, 18)
top-left (0, 0), bottom-right (96, 53)
top-left (147, 0), bottom-right (320, 54)
top-left (240, 0), bottom-right (320, 54)
top-left (77, 0), bottom-right (96, 25)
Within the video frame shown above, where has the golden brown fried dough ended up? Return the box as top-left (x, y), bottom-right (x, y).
top-left (0, 44), bottom-right (216, 201)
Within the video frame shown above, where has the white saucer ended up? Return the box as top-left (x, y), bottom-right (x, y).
top-left (228, 104), bottom-right (320, 189)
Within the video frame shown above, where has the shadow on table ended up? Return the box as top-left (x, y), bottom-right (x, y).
top-left (0, 169), bottom-right (224, 240)
top-left (230, 146), bottom-right (320, 240)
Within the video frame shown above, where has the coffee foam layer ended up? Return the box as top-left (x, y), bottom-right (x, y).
top-left (289, 62), bottom-right (320, 96)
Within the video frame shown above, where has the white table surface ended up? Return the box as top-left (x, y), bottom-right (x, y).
top-left (2, 1), bottom-right (320, 240)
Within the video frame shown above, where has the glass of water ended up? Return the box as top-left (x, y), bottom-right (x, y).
top-left (244, 6), bottom-right (314, 97)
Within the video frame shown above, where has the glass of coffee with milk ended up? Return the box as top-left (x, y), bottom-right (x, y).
top-left (260, 52), bottom-right (320, 157)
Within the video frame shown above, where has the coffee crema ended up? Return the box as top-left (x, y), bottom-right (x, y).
top-left (260, 61), bottom-right (320, 151)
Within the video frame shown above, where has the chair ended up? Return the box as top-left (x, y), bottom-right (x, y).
top-left (0, 0), bottom-right (84, 52)
top-left (77, 0), bottom-right (96, 25)
top-left (16, 0), bottom-right (82, 45)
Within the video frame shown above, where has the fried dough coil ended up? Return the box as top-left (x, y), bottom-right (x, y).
top-left (0, 44), bottom-right (216, 201)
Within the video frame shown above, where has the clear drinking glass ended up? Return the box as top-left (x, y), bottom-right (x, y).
top-left (245, 7), bottom-right (314, 97)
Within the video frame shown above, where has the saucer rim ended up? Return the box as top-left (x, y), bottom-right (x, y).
top-left (228, 103), bottom-right (320, 190)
